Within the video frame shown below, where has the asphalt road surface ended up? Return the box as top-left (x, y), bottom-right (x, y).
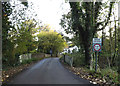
top-left (9, 58), bottom-right (91, 84)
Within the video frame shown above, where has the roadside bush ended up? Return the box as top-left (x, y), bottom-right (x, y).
top-left (71, 52), bottom-right (85, 67)
top-left (21, 59), bottom-right (32, 64)
top-left (101, 68), bottom-right (118, 83)
top-left (21, 58), bottom-right (41, 64)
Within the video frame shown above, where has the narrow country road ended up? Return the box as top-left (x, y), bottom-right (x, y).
top-left (9, 58), bottom-right (91, 84)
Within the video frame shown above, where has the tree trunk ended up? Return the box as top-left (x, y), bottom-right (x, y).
top-left (118, 27), bottom-right (120, 81)
top-left (112, 11), bottom-right (117, 66)
top-left (112, 23), bottom-right (116, 66)
top-left (85, 47), bottom-right (90, 66)
top-left (109, 22), bottom-right (112, 68)
top-left (0, 2), bottom-right (2, 82)
top-left (84, 41), bottom-right (91, 66)
top-left (118, 2), bottom-right (120, 81)
top-left (102, 30), bottom-right (104, 46)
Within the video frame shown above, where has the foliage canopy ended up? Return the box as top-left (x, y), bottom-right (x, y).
top-left (37, 31), bottom-right (67, 54)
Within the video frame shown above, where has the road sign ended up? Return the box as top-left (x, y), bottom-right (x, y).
top-left (93, 38), bottom-right (102, 44)
top-left (93, 38), bottom-right (102, 52)
top-left (93, 43), bottom-right (101, 51)
top-left (92, 38), bottom-right (102, 73)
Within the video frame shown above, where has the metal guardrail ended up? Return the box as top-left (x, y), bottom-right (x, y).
top-left (64, 55), bottom-right (73, 67)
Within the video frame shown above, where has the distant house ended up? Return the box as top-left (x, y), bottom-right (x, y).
top-left (62, 46), bottom-right (78, 54)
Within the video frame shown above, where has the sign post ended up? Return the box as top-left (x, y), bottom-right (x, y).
top-left (93, 38), bottom-right (102, 72)
top-left (95, 52), bottom-right (98, 72)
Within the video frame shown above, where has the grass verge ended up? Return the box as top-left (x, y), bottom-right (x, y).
top-left (60, 56), bottom-right (119, 84)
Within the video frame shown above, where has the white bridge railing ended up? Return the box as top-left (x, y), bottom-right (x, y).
top-left (64, 55), bottom-right (73, 67)
top-left (19, 53), bottom-right (32, 63)
top-left (19, 53), bottom-right (51, 63)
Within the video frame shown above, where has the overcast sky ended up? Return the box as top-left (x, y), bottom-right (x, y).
top-left (28, 0), bottom-right (118, 37)
top-left (27, 0), bottom-right (70, 33)
top-left (9, 0), bottom-right (118, 37)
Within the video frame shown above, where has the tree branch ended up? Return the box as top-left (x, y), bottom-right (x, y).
top-left (96, 2), bottom-right (114, 31)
